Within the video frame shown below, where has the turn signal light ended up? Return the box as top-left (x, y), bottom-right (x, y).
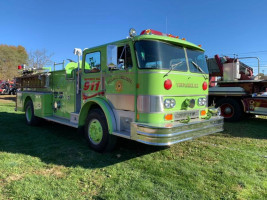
top-left (200, 110), bottom-right (206, 116)
top-left (164, 79), bottom-right (172, 90)
top-left (202, 82), bottom-right (208, 90)
top-left (164, 114), bottom-right (173, 121)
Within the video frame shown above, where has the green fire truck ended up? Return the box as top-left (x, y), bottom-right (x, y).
top-left (16, 29), bottom-right (223, 152)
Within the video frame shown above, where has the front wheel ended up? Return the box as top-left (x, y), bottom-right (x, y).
top-left (84, 109), bottom-right (116, 152)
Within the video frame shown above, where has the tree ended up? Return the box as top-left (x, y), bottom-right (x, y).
top-left (0, 45), bottom-right (28, 81)
top-left (28, 49), bottom-right (53, 69)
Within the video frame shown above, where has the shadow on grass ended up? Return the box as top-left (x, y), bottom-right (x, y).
top-left (0, 111), bottom-right (166, 169)
top-left (0, 95), bottom-right (16, 102)
top-left (222, 117), bottom-right (267, 139)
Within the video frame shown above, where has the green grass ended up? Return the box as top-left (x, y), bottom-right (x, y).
top-left (0, 101), bottom-right (266, 200)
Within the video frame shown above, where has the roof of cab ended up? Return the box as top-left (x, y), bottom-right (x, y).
top-left (83, 33), bottom-right (204, 53)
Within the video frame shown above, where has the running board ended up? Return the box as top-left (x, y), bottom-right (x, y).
top-left (43, 116), bottom-right (78, 128)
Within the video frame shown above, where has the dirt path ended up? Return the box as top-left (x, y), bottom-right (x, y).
top-left (0, 95), bottom-right (16, 104)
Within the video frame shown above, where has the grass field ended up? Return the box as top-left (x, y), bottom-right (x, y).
top-left (0, 95), bottom-right (266, 200)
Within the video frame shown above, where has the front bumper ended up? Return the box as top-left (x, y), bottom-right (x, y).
top-left (131, 116), bottom-right (224, 146)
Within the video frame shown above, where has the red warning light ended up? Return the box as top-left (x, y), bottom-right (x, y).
top-left (164, 79), bottom-right (172, 90)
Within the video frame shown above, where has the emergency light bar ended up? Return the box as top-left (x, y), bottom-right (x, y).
top-left (140, 29), bottom-right (203, 47)
top-left (140, 29), bottom-right (180, 39)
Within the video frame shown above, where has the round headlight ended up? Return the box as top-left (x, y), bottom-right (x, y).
top-left (164, 99), bottom-right (176, 109)
top-left (164, 99), bottom-right (171, 108)
top-left (198, 98), bottom-right (207, 106)
top-left (170, 99), bottom-right (176, 108)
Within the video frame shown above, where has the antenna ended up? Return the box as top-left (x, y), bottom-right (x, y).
top-left (165, 16), bottom-right (168, 33)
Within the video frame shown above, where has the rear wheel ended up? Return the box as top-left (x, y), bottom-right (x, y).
top-left (216, 98), bottom-right (243, 122)
top-left (25, 100), bottom-right (39, 125)
top-left (84, 109), bottom-right (116, 152)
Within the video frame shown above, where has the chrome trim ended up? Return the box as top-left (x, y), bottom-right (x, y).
top-left (137, 95), bottom-right (164, 113)
top-left (254, 107), bottom-right (267, 112)
top-left (246, 111), bottom-right (267, 115)
top-left (136, 123), bottom-right (222, 138)
top-left (131, 116), bottom-right (223, 146)
top-left (106, 94), bottom-right (135, 111)
top-left (137, 137), bottom-right (192, 146)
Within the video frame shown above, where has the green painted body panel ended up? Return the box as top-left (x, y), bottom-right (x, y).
top-left (52, 70), bottom-right (76, 119)
top-left (16, 92), bottom-right (53, 117)
top-left (79, 97), bottom-right (116, 133)
top-left (137, 71), bottom-right (208, 95)
top-left (137, 71), bottom-right (208, 123)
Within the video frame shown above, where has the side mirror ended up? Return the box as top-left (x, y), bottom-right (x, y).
top-left (118, 59), bottom-right (125, 69)
top-left (73, 48), bottom-right (82, 56)
top-left (107, 45), bottom-right (118, 69)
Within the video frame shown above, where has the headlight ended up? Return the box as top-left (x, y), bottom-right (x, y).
top-left (164, 98), bottom-right (176, 108)
top-left (198, 98), bottom-right (207, 106)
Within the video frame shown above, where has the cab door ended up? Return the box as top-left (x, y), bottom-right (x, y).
top-left (81, 51), bottom-right (103, 103)
top-left (105, 43), bottom-right (136, 132)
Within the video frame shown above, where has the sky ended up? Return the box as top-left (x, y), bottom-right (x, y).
top-left (1, 0), bottom-right (267, 74)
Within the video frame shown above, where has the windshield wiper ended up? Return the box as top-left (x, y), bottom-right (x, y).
top-left (164, 61), bottom-right (183, 78)
top-left (191, 61), bottom-right (208, 80)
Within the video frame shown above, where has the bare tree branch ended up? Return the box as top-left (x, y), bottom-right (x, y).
top-left (28, 49), bottom-right (54, 69)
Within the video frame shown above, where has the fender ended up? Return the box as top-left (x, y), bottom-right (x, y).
top-left (78, 97), bottom-right (117, 134)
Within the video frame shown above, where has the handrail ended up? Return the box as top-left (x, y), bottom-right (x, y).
top-left (53, 60), bottom-right (65, 71)
top-left (233, 57), bottom-right (260, 75)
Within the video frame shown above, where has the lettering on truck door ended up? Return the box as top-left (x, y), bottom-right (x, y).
top-left (82, 51), bottom-right (104, 101)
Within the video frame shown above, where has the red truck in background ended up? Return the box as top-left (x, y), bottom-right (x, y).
top-left (0, 81), bottom-right (17, 95)
top-left (207, 55), bottom-right (267, 121)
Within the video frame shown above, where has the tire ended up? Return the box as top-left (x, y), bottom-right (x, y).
top-left (216, 98), bottom-right (243, 122)
top-left (84, 109), bottom-right (116, 152)
top-left (25, 100), bottom-right (39, 126)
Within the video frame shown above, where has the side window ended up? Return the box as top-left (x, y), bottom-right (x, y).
top-left (84, 52), bottom-right (101, 73)
top-left (117, 45), bottom-right (133, 70)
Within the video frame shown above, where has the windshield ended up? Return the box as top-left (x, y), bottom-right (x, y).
top-left (135, 40), bottom-right (208, 74)
top-left (135, 40), bottom-right (187, 71)
top-left (187, 49), bottom-right (209, 74)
